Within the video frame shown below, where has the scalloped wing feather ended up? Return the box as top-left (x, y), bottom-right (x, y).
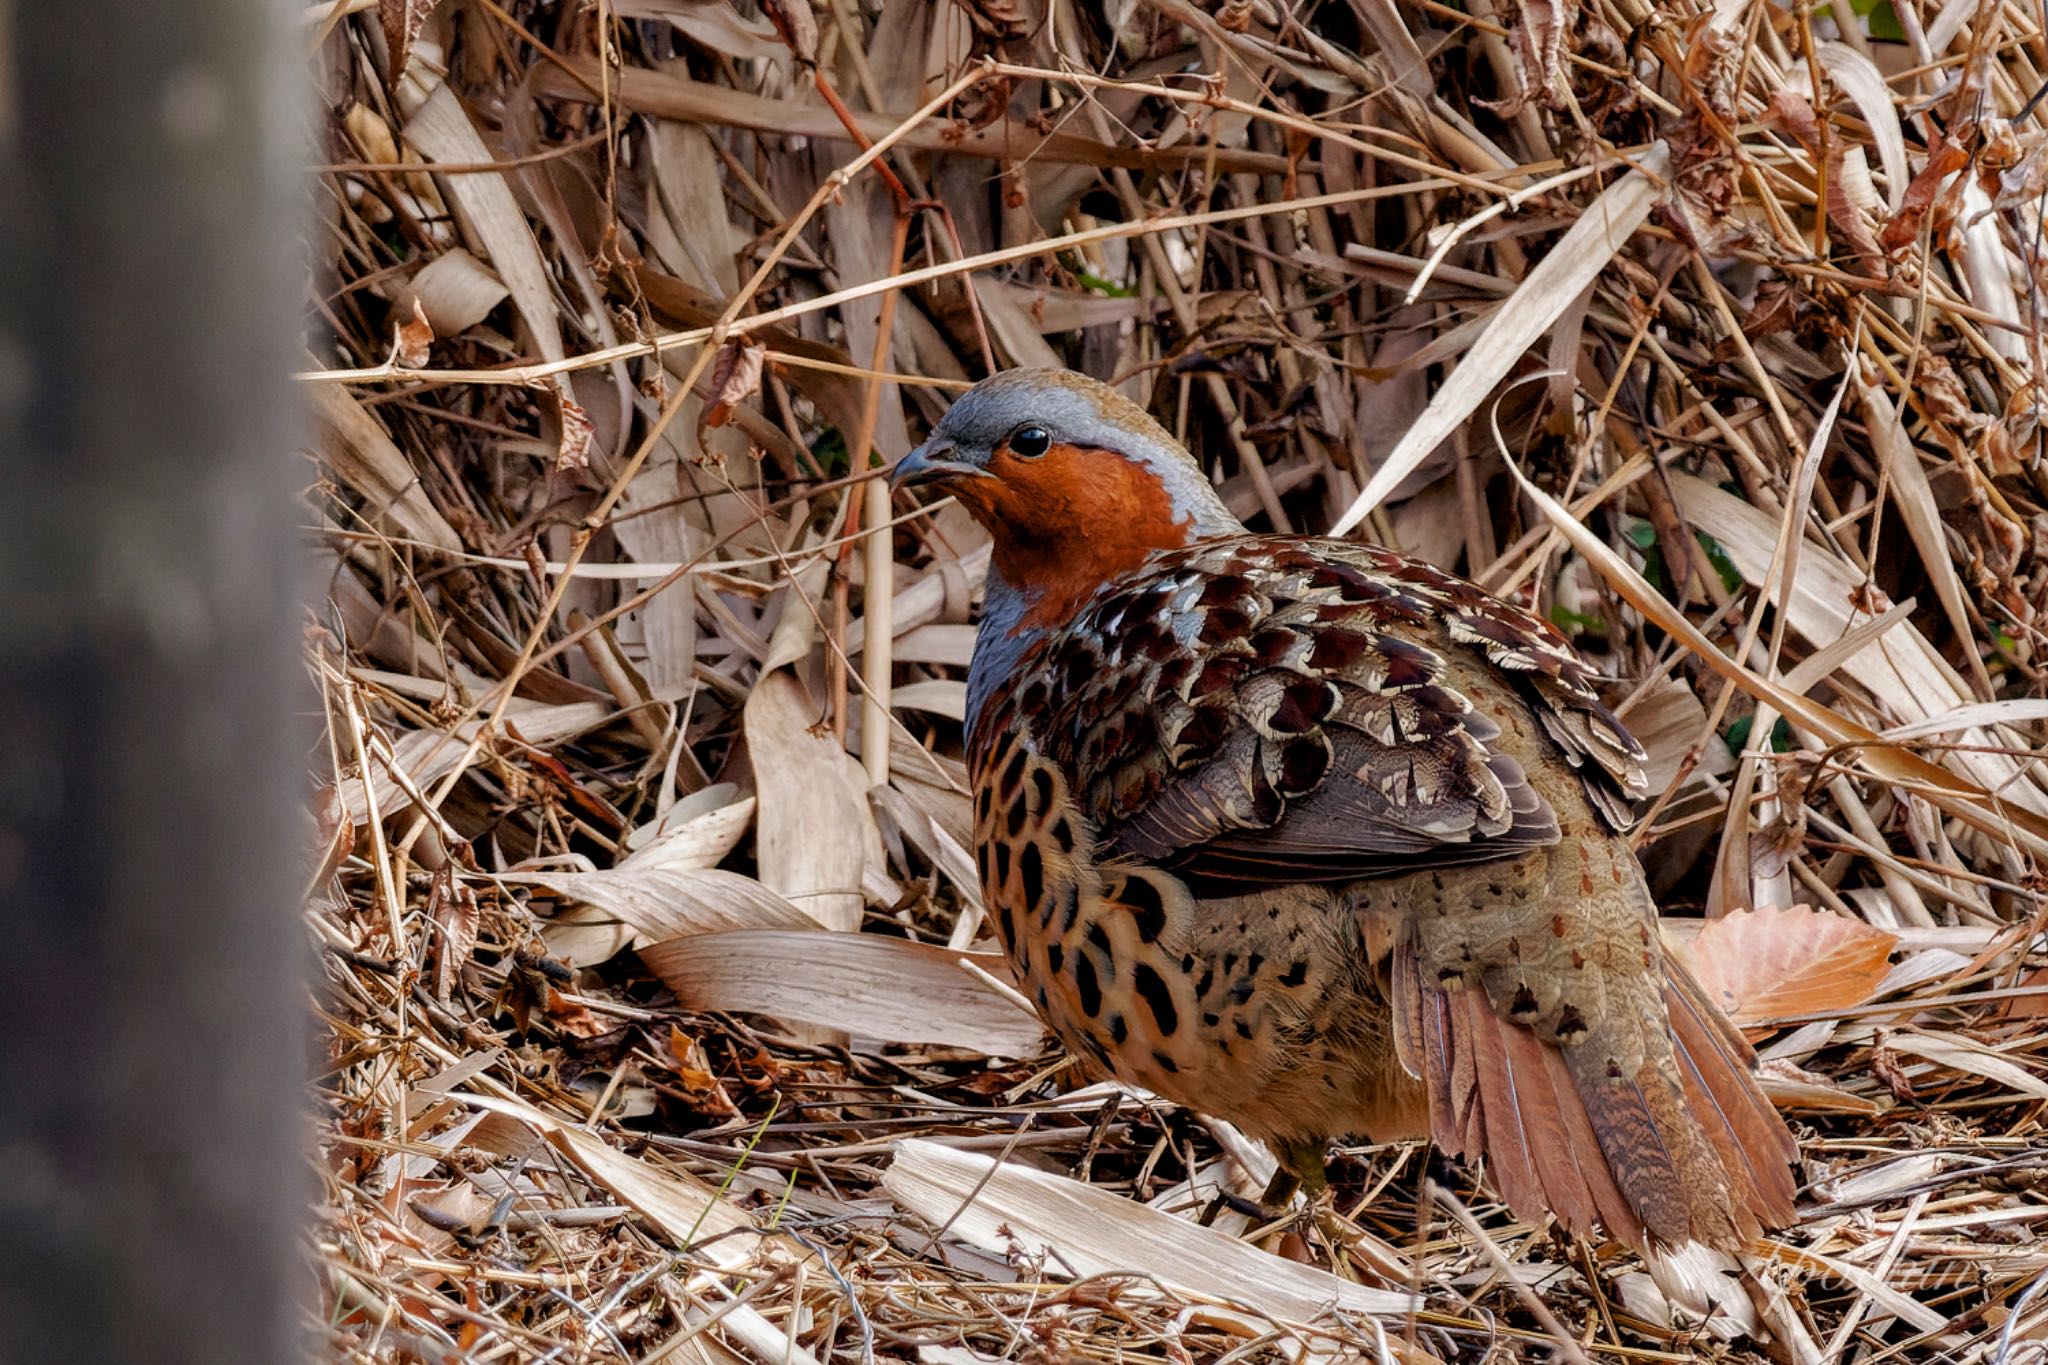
top-left (987, 536), bottom-right (1645, 885)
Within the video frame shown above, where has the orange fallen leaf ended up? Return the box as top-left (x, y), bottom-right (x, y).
top-left (392, 298), bottom-right (432, 368)
top-left (1676, 905), bottom-right (1898, 1026)
top-left (2000, 965), bottom-right (2048, 1020)
top-left (542, 984), bottom-right (611, 1038)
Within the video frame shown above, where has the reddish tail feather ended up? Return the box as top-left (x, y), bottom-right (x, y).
top-left (1396, 946), bottom-right (1798, 1252)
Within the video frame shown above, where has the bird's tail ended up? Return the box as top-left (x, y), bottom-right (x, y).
top-left (1393, 941), bottom-right (1798, 1252)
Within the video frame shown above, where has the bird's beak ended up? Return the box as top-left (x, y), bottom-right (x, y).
top-left (889, 440), bottom-right (992, 492)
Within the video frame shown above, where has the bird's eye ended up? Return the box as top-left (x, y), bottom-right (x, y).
top-left (1008, 426), bottom-right (1052, 459)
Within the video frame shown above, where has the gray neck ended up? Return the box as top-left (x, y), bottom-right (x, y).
top-left (965, 571), bottom-right (1033, 736)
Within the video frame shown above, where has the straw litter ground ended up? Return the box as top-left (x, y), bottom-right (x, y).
top-left (307, 0), bottom-right (2048, 1359)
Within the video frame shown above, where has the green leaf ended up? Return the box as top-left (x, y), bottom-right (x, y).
top-left (810, 428), bottom-right (850, 476)
top-left (1695, 530), bottom-right (1744, 593)
top-left (1076, 270), bottom-right (1135, 299)
top-left (1724, 714), bottom-right (1795, 755)
top-left (1840, 0), bottom-right (1906, 41)
top-left (1549, 604), bottom-right (1605, 634)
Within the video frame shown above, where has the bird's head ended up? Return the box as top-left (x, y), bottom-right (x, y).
top-left (890, 368), bottom-right (1241, 628)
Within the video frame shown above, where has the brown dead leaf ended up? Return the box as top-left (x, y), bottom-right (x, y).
top-left (380, 0), bottom-right (444, 82)
top-left (1999, 964), bottom-right (2048, 1020)
top-left (1766, 88), bottom-right (1821, 149)
top-left (426, 867), bottom-right (478, 1001)
top-left (1675, 905), bottom-right (1899, 1025)
top-left (1881, 136), bottom-right (1971, 253)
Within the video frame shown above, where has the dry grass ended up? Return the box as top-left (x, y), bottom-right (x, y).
top-left (306, 0), bottom-right (2048, 1360)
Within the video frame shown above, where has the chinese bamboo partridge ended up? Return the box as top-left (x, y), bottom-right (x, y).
top-left (891, 368), bottom-right (1798, 1252)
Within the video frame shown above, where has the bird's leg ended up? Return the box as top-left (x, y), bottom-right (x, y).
top-left (1267, 1138), bottom-right (1371, 1280)
top-left (1196, 1136), bottom-right (1321, 1230)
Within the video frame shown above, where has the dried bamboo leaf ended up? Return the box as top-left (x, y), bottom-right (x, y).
top-left (745, 671), bottom-right (882, 931)
top-left (1330, 141), bottom-right (1671, 535)
top-left (639, 930), bottom-right (1045, 1056)
top-left (310, 381), bottom-right (464, 552)
top-left (522, 866), bottom-right (822, 966)
top-left (883, 1139), bottom-right (1413, 1318)
top-left (404, 82), bottom-right (564, 362)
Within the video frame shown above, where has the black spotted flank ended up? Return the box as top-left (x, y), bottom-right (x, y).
top-left (1004, 796), bottom-right (1029, 839)
top-left (1019, 842), bottom-right (1045, 909)
top-left (997, 744), bottom-right (1028, 801)
top-left (1085, 919), bottom-right (1112, 961)
top-left (1075, 953), bottom-right (1102, 1017)
top-left (1045, 941), bottom-right (1064, 974)
top-left (1052, 884), bottom-right (1079, 933)
top-left (1062, 647), bottom-right (1096, 693)
top-left (1132, 962), bottom-right (1178, 1036)
top-left (1123, 876), bottom-right (1168, 942)
top-left (1028, 766), bottom-right (1054, 815)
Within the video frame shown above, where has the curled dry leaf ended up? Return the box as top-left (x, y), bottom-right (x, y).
top-left (1674, 904), bottom-right (1899, 1026)
top-left (393, 247), bottom-right (508, 336)
top-left (621, 787), bottom-right (755, 870)
top-left (703, 339), bottom-right (767, 431)
top-left (1881, 135), bottom-right (1971, 254)
top-left (759, 0), bottom-right (819, 65)
top-left (552, 378), bottom-right (595, 472)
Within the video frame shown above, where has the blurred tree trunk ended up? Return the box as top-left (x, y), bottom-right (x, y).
top-left (0, 1), bottom-right (308, 1361)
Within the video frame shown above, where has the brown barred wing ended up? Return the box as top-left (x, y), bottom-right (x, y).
top-left (1019, 537), bottom-right (1645, 887)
